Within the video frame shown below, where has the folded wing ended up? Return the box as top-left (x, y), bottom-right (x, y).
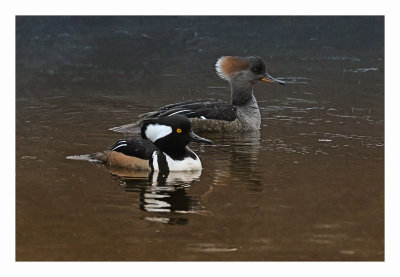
top-left (139, 99), bottom-right (237, 121)
top-left (110, 99), bottom-right (237, 134)
top-left (109, 138), bottom-right (157, 160)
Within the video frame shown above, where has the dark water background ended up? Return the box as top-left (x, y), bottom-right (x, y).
top-left (16, 16), bottom-right (384, 261)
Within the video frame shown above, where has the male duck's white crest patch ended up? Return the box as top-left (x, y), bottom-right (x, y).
top-left (215, 56), bottom-right (249, 80)
top-left (145, 124), bottom-right (172, 142)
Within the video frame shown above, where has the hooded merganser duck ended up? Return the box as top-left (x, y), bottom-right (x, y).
top-left (110, 56), bottom-right (285, 134)
top-left (91, 115), bottom-right (211, 172)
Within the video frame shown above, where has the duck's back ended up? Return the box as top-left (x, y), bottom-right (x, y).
top-left (91, 138), bottom-right (157, 170)
top-left (139, 99), bottom-right (237, 121)
top-left (110, 99), bottom-right (239, 134)
top-left (143, 98), bottom-right (261, 132)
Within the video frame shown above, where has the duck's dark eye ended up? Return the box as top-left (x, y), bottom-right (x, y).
top-left (251, 67), bottom-right (261, 74)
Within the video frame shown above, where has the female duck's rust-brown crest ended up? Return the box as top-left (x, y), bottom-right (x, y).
top-left (215, 56), bottom-right (249, 80)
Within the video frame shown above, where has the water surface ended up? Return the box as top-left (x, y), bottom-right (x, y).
top-left (16, 16), bottom-right (384, 261)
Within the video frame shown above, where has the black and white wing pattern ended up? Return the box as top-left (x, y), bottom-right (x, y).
top-left (109, 138), bottom-right (157, 160)
top-left (109, 99), bottom-right (238, 134)
top-left (139, 99), bottom-right (238, 121)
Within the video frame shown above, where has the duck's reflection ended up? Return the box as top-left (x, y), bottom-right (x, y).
top-left (104, 167), bottom-right (205, 224)
top-left (207, 131), bottom-right (263, 190)
top-left (140, 171), bottom-right (203, 213)
top-left (95, 130), bottom-right (262, 223)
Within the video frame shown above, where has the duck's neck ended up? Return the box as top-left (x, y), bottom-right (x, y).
top-left (159, 146), bottom-right (196, 161)
top-left (229, 77), bottom-right (255, 106)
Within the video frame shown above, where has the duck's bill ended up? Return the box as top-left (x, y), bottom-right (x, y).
top-left (188, 132), bottom-right (212, 144)
top-left (260, 74), bottom-right (286, 85)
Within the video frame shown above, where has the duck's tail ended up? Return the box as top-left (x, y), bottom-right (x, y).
top-left (66, 152), bottom-right (105, 163)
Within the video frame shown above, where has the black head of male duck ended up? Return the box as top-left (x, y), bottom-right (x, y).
top-left (109, 55), bottom-right (285, 133)
top-left (93, 115), bottom-right (211, 172)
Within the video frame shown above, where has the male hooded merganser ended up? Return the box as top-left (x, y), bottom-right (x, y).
top-left (91, 115), bottom-right (211, 172)
top-left (110, 56), bottom-right (285, 133)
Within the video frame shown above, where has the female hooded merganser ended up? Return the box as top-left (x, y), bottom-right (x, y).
top-left (91, 115), bottom-right (211, 172)
top-left (110, 56), bottom-right (285, 133)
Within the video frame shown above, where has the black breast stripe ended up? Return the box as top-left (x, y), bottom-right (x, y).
top-left (149, 155), bottom-right (154, 171)
top-left (156, 152), bottom-right (169, 173)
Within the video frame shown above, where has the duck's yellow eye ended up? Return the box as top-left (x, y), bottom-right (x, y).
top-left (176, 128), bottom-right (182, 134)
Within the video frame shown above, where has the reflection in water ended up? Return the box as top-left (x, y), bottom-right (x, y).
top-left (103, 131), bottom-right (263, 222)
top-left (105, 167), bottom-right (205, 225)
top-left (208, 131), bottom-right (262, 191)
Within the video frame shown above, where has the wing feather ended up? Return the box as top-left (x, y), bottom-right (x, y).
top-left (110, 99), bottom-right (238, 134)
top-left (109, 138), bottom-right (157, 160)
top-left (140, 99), bottom-right (237, 121)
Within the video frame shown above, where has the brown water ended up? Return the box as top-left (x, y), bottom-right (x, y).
top-left (16, 16), bottom-right (384, 261)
